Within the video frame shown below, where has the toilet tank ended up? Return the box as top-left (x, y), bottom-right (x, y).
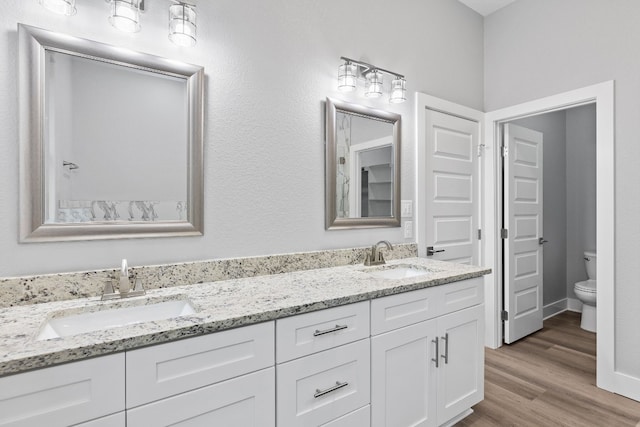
top-left (584, 251), bottom-right (597, 279)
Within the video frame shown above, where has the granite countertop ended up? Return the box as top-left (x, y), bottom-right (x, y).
top-left (0, 258), bottom-right (490, 377)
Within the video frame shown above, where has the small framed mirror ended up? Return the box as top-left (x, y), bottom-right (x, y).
top-left (18, 24), bottom-right (204, 242)
top-left (325, 97), bottom-right (401, 229)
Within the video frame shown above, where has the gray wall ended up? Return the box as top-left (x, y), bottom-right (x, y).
top-left (485, 0), bottom-right (639, 379)
top-left (511, 111), bottom-right (567, 307)
top-left (565, 104), bottom-right (597, 298)
top-left (0, 0), bottom-right (483, 276)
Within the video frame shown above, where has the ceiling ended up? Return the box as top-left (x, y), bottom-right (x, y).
top-left (457, 0), bottom-right (517, 16)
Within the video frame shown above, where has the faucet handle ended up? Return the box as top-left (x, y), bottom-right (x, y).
top-left (128, 278), bottom-right (146, 297)
top-left (101, 280), bottom-right (118, 301)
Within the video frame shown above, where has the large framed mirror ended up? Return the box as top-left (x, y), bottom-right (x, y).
top-left (325, 98), bottom-right (401, 229)
top-left (18, 24), bottom-right (204, 242)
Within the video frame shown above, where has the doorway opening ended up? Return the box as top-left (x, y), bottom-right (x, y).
top-left (483, 81), bottom-right (616, 395)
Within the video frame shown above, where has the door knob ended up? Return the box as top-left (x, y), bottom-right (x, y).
top-left (539, 237), bottom-right (549, 245)
top-left (427, 246), bottom-right (445, 256)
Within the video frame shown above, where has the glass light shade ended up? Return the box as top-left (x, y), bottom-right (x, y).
top-left (364, 70), bottom-right (383, 98)
top-left (109, 0), bottom-right (141, 33)
top-left (389, 77), bottom-right (407, 103)
top-left (169, 4), bottom-right (197, 47)
top-left (39, 0), bottom-right (76, 16)
top-left (337, 63), bottom-right (357, 92)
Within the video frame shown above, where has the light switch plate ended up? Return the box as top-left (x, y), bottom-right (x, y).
top-left (401, 200), bottom-right (413, 218)
top-left (404, 221), bottom-right (413, 238)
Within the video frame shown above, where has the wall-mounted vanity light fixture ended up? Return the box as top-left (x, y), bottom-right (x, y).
top-left (39, 0), bottom-right (198, 48)
top-left (169, 2), bottom-right (197, 47)
top-left (338, 57), bottom-right (406, 104)
top-left (108, 0), bottom-right (143, 33)
top-left (39, 0), bottom-right (77, 16)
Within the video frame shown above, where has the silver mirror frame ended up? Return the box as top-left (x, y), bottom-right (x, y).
top-left (18, 24), bottom-right (204, 242)
top-left (325, 97), bottom-right (401, 229)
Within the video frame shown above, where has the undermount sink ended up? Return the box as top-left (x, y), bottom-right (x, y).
top-left (364, 264), bottom-right (435, 280)
top-left (36, 298), bottom-right (196, 341)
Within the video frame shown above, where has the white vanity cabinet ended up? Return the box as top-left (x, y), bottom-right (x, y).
top-left (371, 278), bottom-right (485, 427)
top-left (276, 301), bottom-right (371, 427)
top-left (125, 321), bottom-right (275, 427)
top-left (0, 354), bottom-right (125, 427)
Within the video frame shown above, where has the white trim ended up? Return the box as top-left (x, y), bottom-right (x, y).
top-left (484, 81), bottom-right (624, 397)
top-left (415, 93), bottom-right (491, 343)
top-left (543, 299), bottom-right (568, 319)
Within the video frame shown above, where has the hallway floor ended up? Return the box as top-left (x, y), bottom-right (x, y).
top-left (457, 311), bottom-right (640, 426)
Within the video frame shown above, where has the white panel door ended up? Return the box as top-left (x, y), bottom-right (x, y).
top-left (504, 123), bottom-right (544, 344)
top-left (424, 110), bottom-right (480, 265)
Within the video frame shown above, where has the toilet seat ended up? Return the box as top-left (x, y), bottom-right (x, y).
top-left (575, 279), bottom-right (597, 293)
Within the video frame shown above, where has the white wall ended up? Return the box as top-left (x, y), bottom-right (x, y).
top-left (0, 0), bottom-right (483, 277)
top-left (565, 104), bottom-right (597, 298)
top-left (510, 111), bottom-right (567, 306)
top-left (485, 0), bottom-right (640, 382)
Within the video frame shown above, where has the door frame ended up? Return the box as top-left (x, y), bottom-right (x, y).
top-left (484, 81), bottom-right (622, 396)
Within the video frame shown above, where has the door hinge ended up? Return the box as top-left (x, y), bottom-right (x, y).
top-left (477, 229), bottom-right (482, 240)
top-left (501, 146), bottom-right (509, 157)
top-left (477, 143), bottom-right (485, 157)
top-left (501, 311), bottom-right (509, 321)
top-left (501, 229), bottom-right (508, 239)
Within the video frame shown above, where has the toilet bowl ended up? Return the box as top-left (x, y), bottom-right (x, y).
top-left (574, 251), bottom-right (597, 332)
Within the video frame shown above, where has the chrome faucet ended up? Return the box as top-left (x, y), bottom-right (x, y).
top-left (364, 240), bottom-right (394, 266)
top-left (101, 259), bottom-right (146, 300)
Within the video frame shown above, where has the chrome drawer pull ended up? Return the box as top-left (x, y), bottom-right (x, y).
top-left (313, 324), bottom-right (348, 337)
top-left (314, 381), bottom-right (349, 398)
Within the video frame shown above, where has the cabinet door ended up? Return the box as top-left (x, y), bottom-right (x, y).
top-left (127, 367), bottom-right (275, 427)
top-left (436, 304), bottom-right (484, 425)
top-left (371, 319), bottom-right (438, 427)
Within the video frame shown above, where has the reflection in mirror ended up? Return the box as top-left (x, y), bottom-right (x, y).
top-left (18, 24), bottom-right (204, 242)
top-left (326, 98), bottom-right (401, 229)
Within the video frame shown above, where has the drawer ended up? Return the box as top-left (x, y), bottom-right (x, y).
top-left (320, 405), bottom-right (370, 427)
top-left (0, 353), bottom-right (124, 427)
top-left (127, 368), bottom-right (274, 427)
top-left (371, 286), bottom-right (442, 335)
top-left (440, 277), bottom-right (484, 316)
top-left (126, 321), bottom-right (274, 408)
top-left (277, 339), bottom-right (370, 427)
top-left (276, 301), bottom-right (369, 363)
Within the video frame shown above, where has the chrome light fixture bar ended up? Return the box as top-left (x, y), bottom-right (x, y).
top-left (338, 56), bottom-right (406, 104)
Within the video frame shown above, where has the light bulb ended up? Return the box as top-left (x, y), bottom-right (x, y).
top-left (169, 3), bottom-right (197, 47)
top-left (40, 0), bottom-right (76, 16)
top-left (109, 0), bottom-right (141, 33)
top-left (365, 70), bottom-right (383, 98)
top-left (390, 77), bottom-right (407, 103)
top-left (338, 62), bottom-right (357, 92)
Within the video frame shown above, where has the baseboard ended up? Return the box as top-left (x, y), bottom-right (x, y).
top-left (567, 297), bottom-right (583, 313)
top-left (543, 299), bottom-right (568, 319)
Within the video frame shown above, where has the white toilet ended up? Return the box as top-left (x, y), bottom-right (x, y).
top-left (574, 251), bottom-right (597, 332)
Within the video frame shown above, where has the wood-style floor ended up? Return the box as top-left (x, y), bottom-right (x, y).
top-left (457, 311), bottom-right (640, 426)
